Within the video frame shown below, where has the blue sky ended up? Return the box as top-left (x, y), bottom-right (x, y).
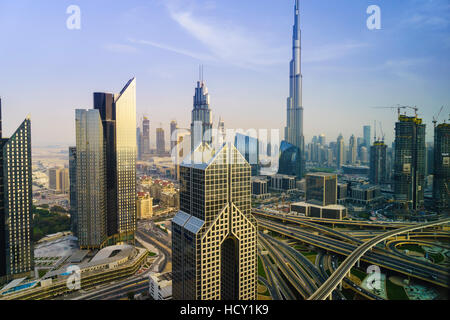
top-left (0, 0), bottom-right (449, 147)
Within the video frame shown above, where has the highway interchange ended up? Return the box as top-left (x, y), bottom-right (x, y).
top-left (255, 209), bottom-right (449, 300)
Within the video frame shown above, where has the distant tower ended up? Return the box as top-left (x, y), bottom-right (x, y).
top-left (336, 134), bottom-right (345, 168)
top-left (142, 117), bottom-right (150, 155)
top-left (394, 114), bottom-right (426, 210)
top-left (285, 0), bottom-right (305, 178)
top-left (360, 146), bottom-right (369, 164)
top-left (318, 134), bottom-right (326, 146)
top-left (191, 66), bottom-right (212, 151)
top-left (170, 120), bottom-right (178, 152)
top-left (156, 127), bottom-right (165, 155)
top-left (348, 134), bottom-right (357, 164)
top-left (370, 141), bottom-right (387, 185)
top-left (363, 125), bottom-right (371, 148)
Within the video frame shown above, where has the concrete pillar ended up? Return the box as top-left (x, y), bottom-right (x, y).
top-left (357, 259), bottom-right (360, 268)
top-left (339, 282), bottom-right (342, 291)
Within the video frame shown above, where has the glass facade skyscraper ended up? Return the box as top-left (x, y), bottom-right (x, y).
top-left (433, 122), bottom-right (450, 213)
top-left (76, 78), bottom-right (137, 248)
top-left (156, 127), bottom-right (165, 155)
top-left (363, 125), bottom-right (371, 148)
top-left (75, 109), bottom-right (107, 248)
top-left (278, 140), bottom-right (301, 179)
top-left (69, 146), bottom-right (77, 235)
top-left (114, 78), bottom-right (137, 242)
top-left (370, 141), bottom-right (387, 185)
top-left (306, 173), bottom-right (337, 206)
top-left (393, 115), bottom-right (426, 210)
top-left (0, 107), bottom-right (33, 280)
top-left (142, 117), bottom-right (150, 155)
top-left (191, 79), bottom-right (212, 151)
top-left (172, 143), bottom-right (257, 300)
top-left (336, 134), bottom-right (345, 168)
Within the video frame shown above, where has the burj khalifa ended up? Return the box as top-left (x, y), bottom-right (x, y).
top-left (284, 0), bottom-right (305, 178)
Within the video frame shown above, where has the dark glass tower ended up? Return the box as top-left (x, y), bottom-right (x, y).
top-left (278, 140), bottom-right (301, 179)
top-left (393, 115), bottom-right (426, 210)
top-left (172, 143), bottom-right (257, 300)
top-left (305, 173), bottom-right (337, 206)
top-left (0, 100), bottom-right (33, 280)
top-left (370, 141), bottom-right (387, 185)
top-left (76, 78), bottom-right (137, 248)
top-left (191, 75), bottom-right (212, 152)
top-left (433, 122), bottom-right (450, 213)
top-left (94, 92), bottom-right (118, 238)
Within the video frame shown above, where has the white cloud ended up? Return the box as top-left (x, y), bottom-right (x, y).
top-left (160, 1), bottom-right (286, 69)
top-left (128, 38), bottom-right (215, 61)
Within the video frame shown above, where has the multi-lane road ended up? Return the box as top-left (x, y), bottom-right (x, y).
top-left (257, 215), bottom-right (449, 288)
top-left (308, 217), bottom-right (450, 300)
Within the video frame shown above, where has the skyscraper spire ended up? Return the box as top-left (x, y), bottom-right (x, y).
top-left (284, 0), bottom-right (305, 178)
top-left (191, 71), bottom-right (212, 151)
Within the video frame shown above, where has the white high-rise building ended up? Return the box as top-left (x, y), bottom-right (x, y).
top-left (285, 0), bottom-right (305, 178)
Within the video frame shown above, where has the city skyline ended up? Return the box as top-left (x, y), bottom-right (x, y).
top-left (1, 0), bottom-right (449, 147)
top-left (0, 0), bottom-right (448, 304)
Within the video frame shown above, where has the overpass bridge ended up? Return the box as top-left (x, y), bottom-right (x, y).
top-left (257, 218), bottom-right (449, 288)
top-left (253, 209), bottom-right (417, 229)
top-left (308, 218), bottom-right (450, 300)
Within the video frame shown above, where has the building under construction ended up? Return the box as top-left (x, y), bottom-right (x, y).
top-left (393, 114), bottom-right (426, 210)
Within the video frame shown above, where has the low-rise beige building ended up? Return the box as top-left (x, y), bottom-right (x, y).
top-left (137, 192), bottom-right (153, 219)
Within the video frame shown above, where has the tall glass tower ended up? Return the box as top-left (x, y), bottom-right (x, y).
top-left (172, 143), bottom-right (257, 300)
top-left (363, 125), bottom-right (371, 148)
top-left (0, 103), bottom-right (33, 280)
top-left (191, 74), bottom-right (212, 152)
top-left (370, 141), bottom-right (387, 185)
top-left (69, 146), bottom-right (77, 235)
top-left (75, 109), bottom-right (107, 248)
top-left (77, 78), bottom-right (137, 248)
top-left (142, 117), bottom-right (150, 155)
top-left (285, 0), bottom-right (305, 178)
top-left (394, 115), bottom-right (426, 210)
top-left (433, 122), bottom-right (450, 213)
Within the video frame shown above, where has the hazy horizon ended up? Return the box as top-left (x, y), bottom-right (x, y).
top-left (1, 0), bottom-right (449, 148)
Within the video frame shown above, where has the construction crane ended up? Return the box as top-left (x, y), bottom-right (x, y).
top-left (432, 106), bottom-right (444, 128)
top-left (371, 104), bottom-right (419, 118)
